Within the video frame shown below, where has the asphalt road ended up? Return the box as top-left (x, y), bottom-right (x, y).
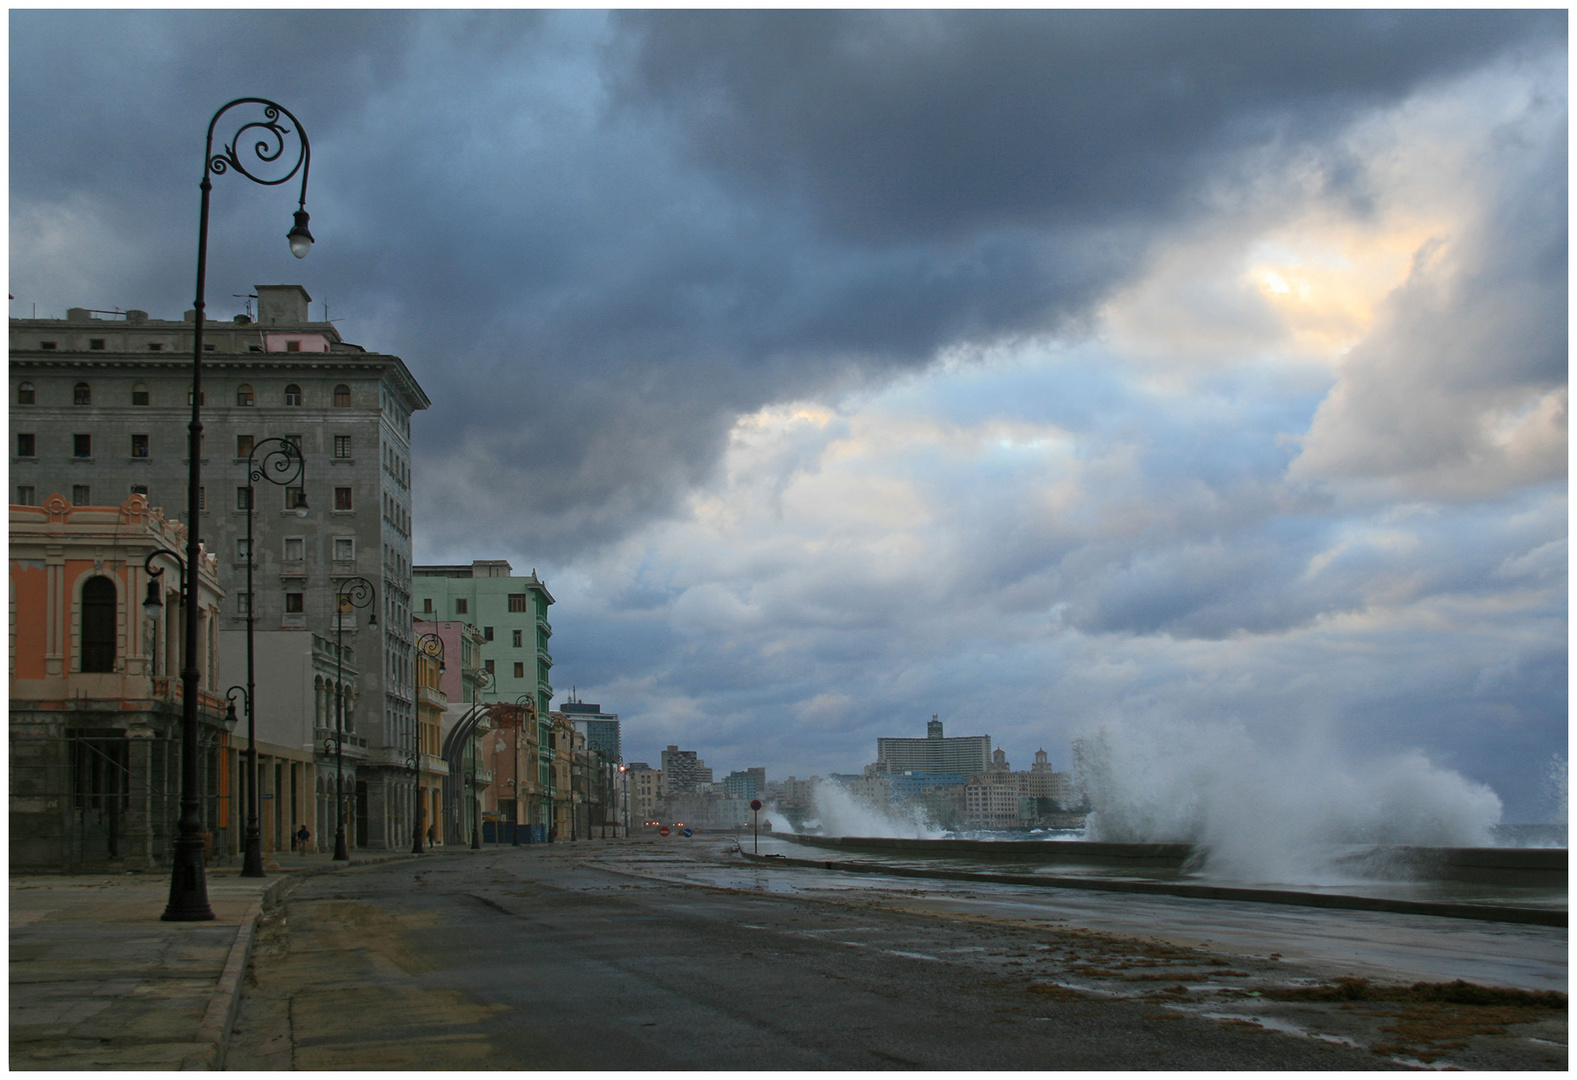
top-left (226, 838), bottom-right (1566, 1070)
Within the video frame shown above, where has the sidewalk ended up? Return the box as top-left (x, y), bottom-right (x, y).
top-left (9, 849), bottom-right (428, 1071)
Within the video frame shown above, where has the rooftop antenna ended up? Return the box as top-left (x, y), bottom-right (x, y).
top-left (233, 293), bottom-right (256, 319)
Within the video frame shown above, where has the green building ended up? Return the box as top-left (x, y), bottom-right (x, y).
top-left (411, 560), bottom-right (554, 717)
top-left (413, 560), bottom-right (555, 829)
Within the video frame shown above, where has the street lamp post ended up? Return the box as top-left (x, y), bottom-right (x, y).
top-left (470, 668), bottom-right (493, 850)
top-left (238, 438), bottom-right (307, 877)
top-left (166, 97), bottom-right (313, 922)
top-left (413, 631), bottom-right (444, 854)
top-left (332, 577), bottom-right (376, 861)
top-left (512, 695), bottom-right (536, 846)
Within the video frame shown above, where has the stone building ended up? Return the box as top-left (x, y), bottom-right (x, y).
top-left (10, 287), bottom-right (430, 853)
top-left (10, 495), bottom-right (228, 869)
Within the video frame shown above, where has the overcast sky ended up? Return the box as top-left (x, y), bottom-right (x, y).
top-left (10, 10), bottom-right (1567, 823)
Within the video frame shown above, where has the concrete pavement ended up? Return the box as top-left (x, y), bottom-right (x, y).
top-left (9, 847), bottom-right (434, 1070)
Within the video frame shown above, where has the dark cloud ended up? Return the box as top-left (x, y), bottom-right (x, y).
top-left (610, 10), bottom-right (1562, 241)
top-left (12, 10), bottom-right (1561, 558)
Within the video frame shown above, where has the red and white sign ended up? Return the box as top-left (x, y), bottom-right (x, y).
top-left (658, 827), bottom-right (671, 837)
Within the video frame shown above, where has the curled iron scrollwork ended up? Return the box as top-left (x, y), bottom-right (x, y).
top-left (249, 437), bottom-right (305, 489)
top-left (207, 99), bottom-right (310, 189)
top-left (335, 576), bottom-right (376, 613)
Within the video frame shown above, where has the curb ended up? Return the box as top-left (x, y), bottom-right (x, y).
top-left (737, 849), bottom-right (1567, 928)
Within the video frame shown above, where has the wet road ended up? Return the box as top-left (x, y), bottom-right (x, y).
top-left (227, 838), bottom-right (1566, 1070)
top-left (627, 842), bottom-right (1567, 992)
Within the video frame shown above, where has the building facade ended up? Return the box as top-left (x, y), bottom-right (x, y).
top-left (412, 560), bottom-right (555, 828)
top-left (10, 287), bottom-right (431, 853)
top-left (10, 494), bottom-right (229, 869)
top-left (875, 717), bottom-right (992, 777)
top-left (660, 745), bottom-right (712, 796)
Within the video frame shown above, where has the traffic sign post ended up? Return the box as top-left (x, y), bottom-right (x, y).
top-left (750, 798), bottom-right (762, 854)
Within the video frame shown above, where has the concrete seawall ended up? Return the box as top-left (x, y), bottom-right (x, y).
top-left (778, 834), bottom-right (1568, 887)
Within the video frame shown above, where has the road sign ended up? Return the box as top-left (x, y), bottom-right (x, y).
top-left (682, 828), bottom-right (693, 838)
top-left (750, 799), bottom-right (762, 811)
top-left (658, 827), bottom-right (670, 837)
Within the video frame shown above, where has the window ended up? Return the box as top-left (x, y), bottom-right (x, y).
top-left (73, 434), bottom-right (92, 458)
top-left (333, 384), bottom-right (351, 407)
top-left (514, 662), bottom-right (525, 679)
top-left (237, 435), bottom-right (254, 459)
top-left (484, 659), bottom-right (495, 674)
top-left (131, 384), bottom-right (149, 405)
top-left (286, 341), bottom-right (301, 353)
top-left (422, 598), bottom-right (433, 613)
top-left (17, 433), bottom-right (35, 457)
top-left (285, 592), bottom-right (304, 613)
top-left (129, 484), bottom-right (147, 497)
top-left (285, 486), bottom-right (306, 512)
top-left (334, 537), bottom-right (355, 561)
top-left (17, 485), bottom-right (36, 505)
top-left (236, 487), bottom-right (253, 511)
top-left (71, 484), bottom-right (90, 506)
top-left (91, 339), bottom-right (106, 351)
top-left (74, 382), bottom-right (91, 405)
top-left (284, 384), bottom-right (303, 406)
top-left (513, 629), bottom-right (523, 648)
top-left (131, 434), bottom-right (149, 458)
top-left (284, 433), bottom-right (303, 451)
top-left (508, 593), bottom-right (529, 613)
top-left (284, 537), bottom-right (304, 561)
top-left (236, 384), bottom-right (255, 406)
top-left (41, 341), bottom-right (57, 350)
top-left (334, 487), bottom-right (353, 511)
top-left (237, 538), bottom-right (251, 560)
top-left (237, 592), bottom-right (252, 617)
top-left (334, 435), bottom-right (352, 458)
top-left (147, 343), bottom-right (163, 351)
top-left (80, 576), bottom-right (117, 672)
top-left (198, 487), bottom-right (206, 511)
top-left (455, 598), bottom-right (468, 615)
top-left (187, 386), bottom-right (204, 405)
top-left (17, 382), bottom-right (35, 405)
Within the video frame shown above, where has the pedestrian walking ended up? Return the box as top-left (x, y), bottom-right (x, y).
top-left (295, 823), bottom-right (311, 852)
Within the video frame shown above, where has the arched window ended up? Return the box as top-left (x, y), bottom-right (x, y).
top-left (80, 576), bottom-right (117, 673)
top-left (74, 382), bottom-right (92, 405)
top-left (284, 384), bottom-right (303, 406)
top-left (236, 384), bottom-right (255, 406)
top-left (17, 381), bottom-right (35, 405)
top-left (333, 384), bottom-right (351, 407)
top-left (131, 383), bottom-right (150, 406)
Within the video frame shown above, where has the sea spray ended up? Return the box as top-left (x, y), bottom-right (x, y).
top-left (1075, 719), bottom-right (1502, 884)
top-left (772, 778), bottom-right (945, 839)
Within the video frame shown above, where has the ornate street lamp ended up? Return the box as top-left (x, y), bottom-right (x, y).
top-left (236, 438), bottom-right (307, 877)
top-left (470, 667), bottom-right (493, 850)
top-left (166, 98), bottom-right (313, 922)
top-left (412, 631), bottom-right (445, 854)
top-left (511, 695), bottom-right (538, 846)
top-left (332, 577), bottom-right (376, 861)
